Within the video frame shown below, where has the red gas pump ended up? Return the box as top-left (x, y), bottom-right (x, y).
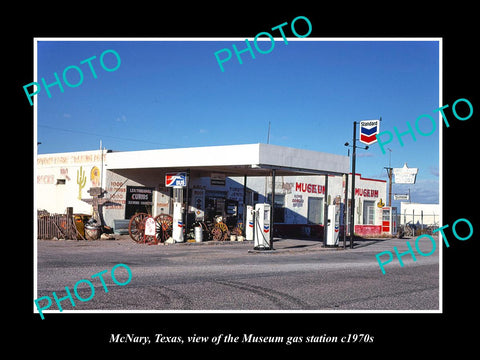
top-left (382, 207), bottom-right (397, 235)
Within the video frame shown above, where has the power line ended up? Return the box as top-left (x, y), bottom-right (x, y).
top-left (38, 124), bottom-right (183, 148)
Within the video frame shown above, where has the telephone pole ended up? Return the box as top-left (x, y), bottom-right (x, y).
top-left (384, 148), bottom-right (392, 207)
top-left (384, 167), bottom-right (393, 206)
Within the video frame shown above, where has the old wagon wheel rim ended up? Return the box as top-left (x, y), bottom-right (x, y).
top-left (211, 225), bottom-right (223, 241)
top-left (154, 214), bottom-right (173, 243)
top-left (128, 213), bottom-right (148, 243)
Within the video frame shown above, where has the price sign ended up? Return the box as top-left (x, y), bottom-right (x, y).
top-left (144, 217), bottom-right (156, 236)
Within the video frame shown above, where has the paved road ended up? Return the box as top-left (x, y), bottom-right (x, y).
top-left (35, 235), bottom-right (440, 314)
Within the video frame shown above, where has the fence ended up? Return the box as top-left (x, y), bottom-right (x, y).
top-left (396, 211), bottom-right (440, 237)
top-left (398, 211), bottom-right (440, 228)
top-left (37, 209), bottom-right (85, 240)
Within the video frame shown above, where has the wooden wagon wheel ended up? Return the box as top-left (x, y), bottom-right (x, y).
top-left (232, 225), bottom-right (243, 236)
top-left (211, 225), bottom-right (223, 241)
top-left (211, 222), bottom-right (230, 241)
top-left (128, 213), bottom-right (149, 243)
top-left (220, 222), bottom-right (230, 240)
top-left (154, 214), bottom-right (173, 243)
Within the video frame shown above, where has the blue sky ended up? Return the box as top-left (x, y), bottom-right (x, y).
top-left (35, 39), bottom-right (440, 205)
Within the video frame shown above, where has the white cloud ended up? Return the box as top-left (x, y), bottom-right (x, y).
top-left (116, 115), bottom-right (127, 122)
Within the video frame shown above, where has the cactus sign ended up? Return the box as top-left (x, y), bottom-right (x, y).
top-left (77, 166), bottom-right (87, 199)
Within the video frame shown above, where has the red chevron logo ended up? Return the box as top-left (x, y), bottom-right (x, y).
top-left (360, 133), bottom-right (377, 145)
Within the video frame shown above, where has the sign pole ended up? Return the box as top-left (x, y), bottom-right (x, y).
top-left (343, 173), bottom-right (348, 250)
top-left (384, 167), bottom-right (393, 207)
top-left (185, 169), bottom-right (190, 240)
top-left (350, 121), bottom-right (356, 249)
top-left (347, 119), bottom-right (376, 249)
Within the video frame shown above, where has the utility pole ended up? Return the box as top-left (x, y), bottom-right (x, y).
top-left (384, 148), bottom-right (392, 207)
top-left (384, 167), bottom-right (393, 206)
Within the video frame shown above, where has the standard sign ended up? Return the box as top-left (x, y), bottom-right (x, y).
top-left (359, 120), bottom-right (380, 145)
top-left (394, 194), bottom-right (409, 200)
top-left (165, 172), bottom-right (187, 187)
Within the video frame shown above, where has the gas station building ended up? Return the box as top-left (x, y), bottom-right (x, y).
top-left (36, 143), bottom-right (390, 243)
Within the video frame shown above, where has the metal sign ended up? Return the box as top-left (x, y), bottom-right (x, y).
top-left (393, 163), bottom-right (418, 184)
top-left (165, 172), bottom-right (187, 187)
top-left (394, 194), bottom-right (409, 200)
top-left (144, 217), bottom-right (156, 236)
top-left (359, 120), bottom-right (380, 145)
top-left (210, 172), bottom-right (226, 186)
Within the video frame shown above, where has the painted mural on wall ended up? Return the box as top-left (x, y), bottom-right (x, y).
top-left (77, 166), bottom-right (87, 200)
top-left (60, 168), bottom-right (70, 180)
top-left (104, 180), bottom-right (127, 210)
top-left (37, 175), bottom-right (54, 184)
top-left (37, 153), bottom-right (106, 166)
top-left (90, 166), bottom-right (101, 187)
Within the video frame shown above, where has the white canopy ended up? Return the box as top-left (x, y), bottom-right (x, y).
top-left (106, 143), bottom-right (349, 177)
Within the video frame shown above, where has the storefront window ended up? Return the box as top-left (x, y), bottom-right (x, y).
top-left (307, 197), bottom-right (323, 225)
top-left (267, 193), bottom-right (285, 223)
top-left (382, 208), bottom-right (391, 221)
top-left (205, 190), bottom-right (227, 219)
top-left (363, 200), bottom-right (375, 225)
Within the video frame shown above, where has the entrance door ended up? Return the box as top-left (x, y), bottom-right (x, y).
top-left (307, 197), bottom-right (323, 224)
top-left (363, 200), bottom-right (375, 225)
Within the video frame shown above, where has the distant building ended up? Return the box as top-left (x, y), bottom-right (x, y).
top-left (399, 202), bottom-right (440, 227)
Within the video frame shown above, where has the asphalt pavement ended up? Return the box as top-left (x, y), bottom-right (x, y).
top-left (34, 234), bottom-right (440, 316)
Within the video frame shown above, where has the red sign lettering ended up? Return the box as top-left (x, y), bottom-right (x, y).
top-left (354, 188), bottom-right (379, 198)
top-left (295, 182), bottom-right (324, 194)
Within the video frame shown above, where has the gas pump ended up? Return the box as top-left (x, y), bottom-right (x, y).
top-left (382, 207), bottom-right (397, 235)
top-left (326, 204), bottom-right (340, 246)
top-left (172, 186), bottom-right (184, 242)
top-left (245, 205), bottom-right (254, 241)
top-left (254, 203), bottom-right (271, 250)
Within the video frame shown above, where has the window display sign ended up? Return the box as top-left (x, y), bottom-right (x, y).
top-left (125, 186), bottom-right (154, 219)
top-left (210, 173), bottom-right (226, 186)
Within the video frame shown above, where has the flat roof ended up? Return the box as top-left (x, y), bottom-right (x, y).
top-left (105, 143), bottom-right (350, 177)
